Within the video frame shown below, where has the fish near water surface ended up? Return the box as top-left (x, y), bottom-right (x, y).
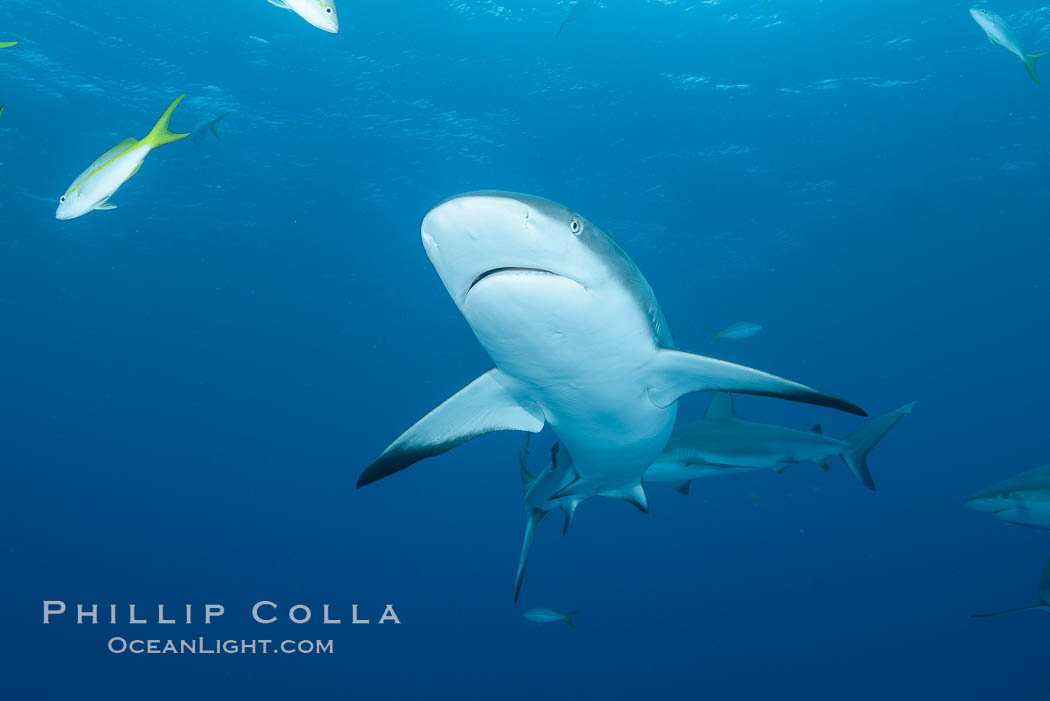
top-left (267, 0), bottom-right (339, 34)
top-left (969, 8), bottom-right (1047, 82)
top-left (56, 94), bottom-right (189, 220)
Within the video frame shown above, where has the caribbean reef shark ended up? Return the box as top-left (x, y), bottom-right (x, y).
top-left (967, 465), bottom-right (1050, 529)
top-left (357, 192), bottom-right (864, 517)
top-left (646, 394), bottom-right (915, 493)
top-left (972, 557), bottom-right (1050, 618)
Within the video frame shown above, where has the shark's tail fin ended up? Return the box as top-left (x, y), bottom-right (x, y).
top-left (971, 603), bottom-right (1043, 618)
top-left (563, 610), bottom-right (580, 628)
top-left (840, 401), bottom-right (916, 491)
top-left (514, 509), bottom-right (546, 603)
top-left (206, 112), bottom-right (229, 139)
top-left (1024, 52), bottom-right (1048, 83)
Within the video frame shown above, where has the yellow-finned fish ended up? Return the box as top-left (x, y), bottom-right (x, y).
top-left (0, 42), bottom-right (17, 49)
top-left (970, 8), bottom-right (1048, 82)
top-left (56, 95), bottom-right (189, 221)
top-left (266, 0), bottom-right (339, 34)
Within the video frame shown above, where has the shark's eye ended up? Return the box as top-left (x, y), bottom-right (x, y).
top-left (569, 217), bottom-right (581, 235)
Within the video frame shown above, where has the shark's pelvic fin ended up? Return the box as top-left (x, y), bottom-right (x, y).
top-left (810, 423), bottom-right (823, 434)
top-left (550, 475), bottom-right (583, 501)
top-left (971, 603), bottom-right (1046, 618)
top-left (600, 482), bottom-right (649, 514)
top-left (514, 508), bottom-right (547, 602)
top-left (703, 393), bottom-right (737, 420)
top-left (561, 499), bottom-right (581, 535)
top-left (840, 401), bottom-right (916, 491)
top-left (674, 480), bottom-right (692, 495)
top-left (646, 349), bottom-right (866, 416)
top-left (818, 459), bottom-right (832, 471)
top-left (357, 368), bottom-right (544, 487)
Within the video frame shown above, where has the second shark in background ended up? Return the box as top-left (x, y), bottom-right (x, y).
top-left (646, 394), bottom-right (916, 493)
top-left (967, 465), bottom-right (1050, 529)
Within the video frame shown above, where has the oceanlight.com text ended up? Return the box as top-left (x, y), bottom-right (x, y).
top-left (107, 637), bottom-right (335, 655)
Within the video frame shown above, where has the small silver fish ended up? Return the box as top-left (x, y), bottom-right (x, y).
top-left (704, 321), bottom-right (762, 343)
top-left (523, 608), bottom-right (579, 628)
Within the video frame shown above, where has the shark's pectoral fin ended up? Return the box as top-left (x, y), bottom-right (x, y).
top-left (357, 368), bottom-right (544, 488)
top-left (600, 482), bottom-right (649, 514)
top-left (673, 480), bottom-right (692, 495)
top-left (514, 508), bottom-right (547, 603)
top-left (971, 603), bottom-right (1045, 618)
top-left (646, 349), bottom-right (866, 416)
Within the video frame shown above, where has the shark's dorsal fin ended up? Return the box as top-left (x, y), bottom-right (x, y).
top-left (810, 423), bottom-right (823, 434)
top-left (519, 433), bottom-right (534, 490)
top-left (358, 368), bottom-right (545, 487)
top-left (646, 349), bottom-right (865, 416)
top-left (703, 393), bottom-right (736, 420)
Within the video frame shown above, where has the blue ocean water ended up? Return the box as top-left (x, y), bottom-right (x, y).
top-left (2, 0), bottom-right (1049, 698)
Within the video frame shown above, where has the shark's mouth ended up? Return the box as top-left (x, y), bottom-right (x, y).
top-left (466, 267), bottom-right (563, 296)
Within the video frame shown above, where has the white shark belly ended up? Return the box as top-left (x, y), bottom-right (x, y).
top-left (462, 270), bottom-right (672, 492)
